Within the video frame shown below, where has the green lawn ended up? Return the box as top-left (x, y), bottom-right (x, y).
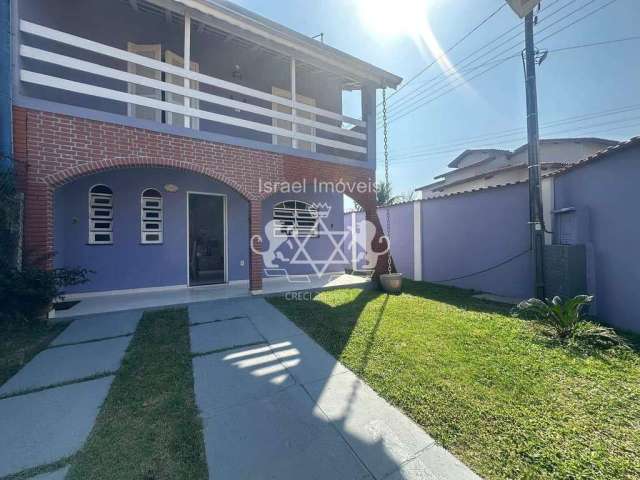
top-left (67, 308), bottom-right (208, 480)
top-left (0, 321), bottom-right (68, 387)
top-left (269, 281), bottom-right (640, 480)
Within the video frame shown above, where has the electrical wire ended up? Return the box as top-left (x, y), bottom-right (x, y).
top-left (428, 249), bottom-right (531, 283)
top-left (379, 2), bottom-right (508, 106)
top-left (542, 35), bottom-right (640, 53)
top-left (384, 0), bottom-right (620, 125)
top-left (383, 102), bottom-right (640, 159)
top-left (379, 118), bottom-right (640, 166)
top-left (383, 0), bottom-right (606, 122)
top-left (379, 0), bottom-right (572, 118)
top-left (382, 0), bottom-right (612, 122)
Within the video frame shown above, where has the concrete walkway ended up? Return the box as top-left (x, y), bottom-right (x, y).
top-left (52, 273), bottom-right (369, 319)
top-left (189, 298), bottom-right (480, 480)
top-left (0, 310), bottom-right (141, 478)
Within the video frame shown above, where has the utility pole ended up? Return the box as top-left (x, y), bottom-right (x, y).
top-left (524, 12), bottom-right (546, 299)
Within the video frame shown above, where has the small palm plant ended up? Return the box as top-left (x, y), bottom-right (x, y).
top-left (516, 295), bottom-right (626, 349)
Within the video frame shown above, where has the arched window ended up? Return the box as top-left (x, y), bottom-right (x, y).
top-left (273, 201), bottom-right (318, 237)
top-left (141, 188), bottom-right (163, 244)
top-left (89, 185), bottom-right (113, 244)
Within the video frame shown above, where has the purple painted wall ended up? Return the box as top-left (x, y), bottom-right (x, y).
top-left (421, 183), bottom-right (533, 298)
top-left (54, 169), bottom-right (348, 293)
top-left (339, 145), bottom-right (640, 332)
top-left (343, 187), bottom-right (532, 296)
top-left (378, 203), bottom-right (414, 279)
top-left (554, 148), bottom-right (640, 331)
top-left (342, 205), bottom-right (415, 277)
top-left (261, 192), bottom-right (346, 276)
top-left (54, 168), bottom-right (249, 293)
top-left (342, 210), bottom-right (367, 271)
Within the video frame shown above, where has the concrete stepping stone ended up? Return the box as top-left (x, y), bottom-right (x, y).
top-left (193, 344), bottom-right (295, 416)
top-left (386, 444), bottom-right (481, 480)
top-left (0, 377), bottom-right (113, 477)
top-left (51, 310), bottom-right (141, 346)
top-left (201, 385), bottom-right (371, 480)
top-left (268, 334), bottom-right (348, 385)
top-left (188, 299), bottom-right (256, 325)
top-left (189, 317), bottom-right (264, 354)
top-left (0, 337), bottom-right (130, 396)
top-left (243, 299), bottom-right (305, 341)
top-left (27, 466), bottom-right (70, 480)
top-left (306, 371), bottom-right (437, 479)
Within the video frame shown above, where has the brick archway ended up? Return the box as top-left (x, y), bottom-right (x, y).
top-left (43, 156), bottom-right (254, 200)
top-left (14, 106), bottom-right (392, 291)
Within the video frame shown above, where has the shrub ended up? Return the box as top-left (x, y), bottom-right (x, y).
top-left (0, 265), bottom-right (91, 325)
top-left (515, 295), bottom-right (626, 349)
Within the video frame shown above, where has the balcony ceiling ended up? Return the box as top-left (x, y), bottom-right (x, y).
top-left (124, 0), bottom-right (401, 90)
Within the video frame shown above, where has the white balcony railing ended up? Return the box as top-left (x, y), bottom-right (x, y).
top-left (19, 20), bottom-right (367, 155)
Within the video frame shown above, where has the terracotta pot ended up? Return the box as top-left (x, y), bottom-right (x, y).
top-left (380, 273), bottom-right (403, 294)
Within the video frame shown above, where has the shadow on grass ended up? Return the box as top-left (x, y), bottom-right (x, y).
top-left (270, 279), bottom-right (512, 360)
top-left (273, 278), bottom-right (640, 363)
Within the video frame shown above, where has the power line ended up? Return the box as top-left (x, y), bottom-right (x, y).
top-left (379, 0), bottom-right (572, 118)
top-left (383, 115), bottom-right (640, 163)
top-left (386, 103), bottom-right (640, 157)
top-left (381, 110), bottom-right (640, 162)
top-left (378, 2), bottom-right (508, 106)
top-left (537, 0), bottom-right (620, 44)
top-left (543, 35), bottom-right (640, 53)
top-left (382, 36), bottom-right (640, 154)
top-left (382, 0), bottom-right (604, 122)
top-left (428, 249), bottom-right (531, 283)
top-left (383, 0), bottom-right (620, 125)
top-left (382, 0), bottom-right (612, 121)
top-left (379, 117), bottom-right (640, 166)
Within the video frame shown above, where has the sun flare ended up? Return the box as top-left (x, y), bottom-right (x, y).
top-left (357, 0), bottom-right (428, 37)
top-left (357, 0), bottom-right (457, 75)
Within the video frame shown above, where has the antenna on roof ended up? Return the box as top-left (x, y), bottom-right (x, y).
top-left (312, 33), bottom-right (324, 44)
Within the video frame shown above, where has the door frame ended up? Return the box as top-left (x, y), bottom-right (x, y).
top-left (186, 191), bottom-right (229, 287)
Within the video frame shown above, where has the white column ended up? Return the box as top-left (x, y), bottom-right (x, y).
top-left (351, 211), bottom-right (357, 271)
top-left (413, 200), bottom-right (422, 281)
top-left (290, 57), bottom-right (298, 149)
top-left (183, 10), bottom-right (191, 129)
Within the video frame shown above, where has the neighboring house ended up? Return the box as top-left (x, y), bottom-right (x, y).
top-left (6, 0), bottom-right (401, 294)
top-left (416, 138), bottom-right (618, 199)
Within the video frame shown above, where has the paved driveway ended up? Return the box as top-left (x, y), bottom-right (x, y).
top-left (188, 298), bottom-right (480, 480)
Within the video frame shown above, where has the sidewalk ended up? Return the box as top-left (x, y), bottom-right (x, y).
top-left (188, 297), bottom-right (480, 480)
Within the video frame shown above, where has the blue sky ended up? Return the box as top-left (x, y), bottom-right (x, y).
top-left (235, 0), bottom-right (639, 200)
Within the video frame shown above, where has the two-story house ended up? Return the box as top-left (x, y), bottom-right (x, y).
top-left (416, 138), bottom-right (617, 199)
top-left (6, 0), bottom-right (401, 294)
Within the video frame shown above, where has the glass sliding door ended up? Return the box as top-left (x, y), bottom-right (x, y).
top-left (188, 193), bottom-right (226, 286)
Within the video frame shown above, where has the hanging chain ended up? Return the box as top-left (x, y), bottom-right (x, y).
top-left (382, 88), bottom-right (392, 275)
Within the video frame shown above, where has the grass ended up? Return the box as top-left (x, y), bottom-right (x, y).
top-left (269, 281), bottom-right (640, 480)
top-left (66, 308), bottom-right (208, 480)
top-left (0, 320), bottom-right (68, 386)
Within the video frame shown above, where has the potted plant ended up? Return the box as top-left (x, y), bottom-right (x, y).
top-left (380, 272), bottom-right (403, 294)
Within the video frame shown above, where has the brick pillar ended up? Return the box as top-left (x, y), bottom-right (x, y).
top-left (13, 108), bottom-right (54, 268)
top-left (22, 180), bottom-right (54, 268)
top-left (249, 200), bottom-right (263, 293)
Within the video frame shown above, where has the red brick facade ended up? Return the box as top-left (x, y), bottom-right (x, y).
top-left (13, 106), bottom-right (391, 291)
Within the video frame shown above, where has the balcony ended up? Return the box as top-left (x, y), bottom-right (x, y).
top-left (14, 0), bottom-right (382, 166)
